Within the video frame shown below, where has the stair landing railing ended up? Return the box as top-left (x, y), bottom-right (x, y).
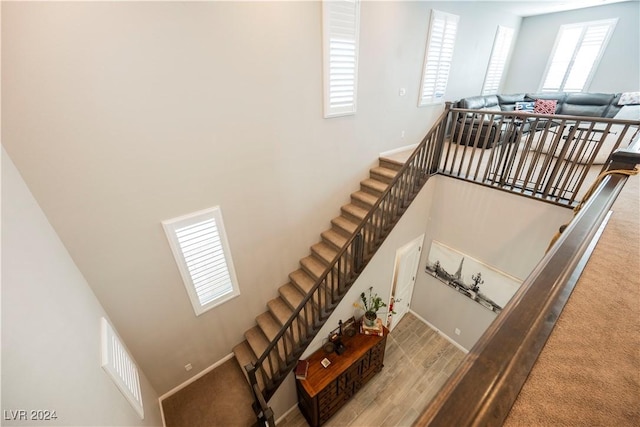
top-left (441, 104), bottom-right (639, 206)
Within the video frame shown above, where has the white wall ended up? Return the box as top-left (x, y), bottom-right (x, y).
top-left (1, 149), bottom-right (163, 427)
top-left (1, 0), bottom-right (525, 395)
top-left (411, 176), bottom-right (574, 350)
top-left (504, 1), bottom-right (640, 94)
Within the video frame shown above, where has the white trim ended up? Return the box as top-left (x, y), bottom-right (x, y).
top-left (162, 206), bottom-right (241, 316)
top-left (379, 144), bottom-right (418, 158)
top-left (409, 309), bottom-right (469, 354)
top-left (276, 403), bottom-right (301, 425)
top-left (158, 353), bottom-right (235, 402)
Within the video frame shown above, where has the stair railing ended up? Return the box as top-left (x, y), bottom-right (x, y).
top-left (442, 107), bottom-right (639, 206)
top-left (244, 107), bottom-right (452, 406)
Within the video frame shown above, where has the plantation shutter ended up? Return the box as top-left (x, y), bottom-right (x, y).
top-left (101, 318), bottom-right (144, 419)
top-left (541, 19), bottom-right (617, 92)
top-left (482, 26), bottom-right (514, 95)
top-left (323, 0), bottom-right (361, 118)
top-left (418, 10), bottom-right (459, 106)
top-left (163, 206), bottom-right (240, 315)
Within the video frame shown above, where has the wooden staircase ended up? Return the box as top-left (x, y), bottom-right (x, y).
top-left (232, 109), bottom-right (449, 423)
top-left (232, 156), bottom-right (403, 391)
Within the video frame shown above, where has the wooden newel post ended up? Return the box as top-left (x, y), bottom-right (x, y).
top-left (607, 147), bottom-right (640, 172)
top-left (431, 101), bottom-right (454, 174)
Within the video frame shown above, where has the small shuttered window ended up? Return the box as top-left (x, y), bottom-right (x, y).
top-left (418, 10), bottom-right (459, 106)
top-left (162, 206), bottom-right (240, 316)
top-left (101, 318), bottom-right (144, 419)
top-left (322, 0), bottom-right (361, 118)
top-left (540, 19), bottom-right (617, 92)
top-left (482, 26), bottom-right (515, 96)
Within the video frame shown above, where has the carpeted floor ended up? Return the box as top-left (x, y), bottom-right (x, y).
top-left (505, 175), bottom-right (640, 426)
top-left (161, 358), bottom-right (256, 427)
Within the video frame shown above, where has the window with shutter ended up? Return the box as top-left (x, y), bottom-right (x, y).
top-left (101, 318), bottom-right (144, 419)
top-left (418, 10), bottom-right (459, 106)
top-left (540, 19), bottom-right (617, 92)
top-left (482, 26), bottom-right (515, 96)
top-left (162, 206), bottom-right (240, 316)
top-left (322, 0), bottom-right (360, 118)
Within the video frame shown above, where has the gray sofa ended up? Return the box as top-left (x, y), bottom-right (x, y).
top-left (452, 92), bottom-right (623, 147)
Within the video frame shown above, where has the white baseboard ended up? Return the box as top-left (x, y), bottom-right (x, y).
top-left (158, 352), bottom-right (235, 403)
top-left (379, 143), bottom-right (418, 158)
top-left (276, 403), bottom-right (300, 425)
top-left (409, 309), bottom-right (469, 354)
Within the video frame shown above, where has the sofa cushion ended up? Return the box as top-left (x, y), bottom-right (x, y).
top-left (559, 93), bottom-right (615, 117)
top-left (458, 95), bottom-right (490, 109)
top-left (497, 94), bottom-right (526, 111)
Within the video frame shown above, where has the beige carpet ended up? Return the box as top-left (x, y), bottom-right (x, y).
top-left (162, 358), bottom-right (256, 427)
top-left (505, 175), bottom-right (640, 426)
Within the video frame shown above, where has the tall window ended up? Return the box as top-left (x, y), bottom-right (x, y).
top-left (418, 10), bottom-right (459, 106)
top-left (540, 19), bottom-right (617, 92)
top-left (323, 0), bottom-right (361, 118)
top-left (163, 206), bottom-right (240, 316)
top-left (482, 26), bottom-right (515, 95)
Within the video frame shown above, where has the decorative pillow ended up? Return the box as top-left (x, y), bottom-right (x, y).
top-left (618, 92), bottom-right (640, 105)
top-left (534, 99), bottom-right (557, 115)
top-left (515, 101), bottom-right (535, 112)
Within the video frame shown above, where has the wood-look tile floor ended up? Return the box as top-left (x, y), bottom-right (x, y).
top-left (278, 312), bottom-right (466, 427)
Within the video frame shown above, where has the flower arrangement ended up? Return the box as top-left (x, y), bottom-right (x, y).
top-left (359, 286), bottom-right (387, 314)
top-left (354, 287), bottom-right (389, 326)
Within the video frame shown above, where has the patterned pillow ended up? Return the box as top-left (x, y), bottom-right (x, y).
top-left (534, 99), bottom-right (557, 115)
top-left (618, 92), bottom-right (640, 105)
top-left (515, 101), bottom-right (535, 112)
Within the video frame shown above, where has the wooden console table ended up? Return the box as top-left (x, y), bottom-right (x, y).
top-left (296, 326), bottom-right (388, 426)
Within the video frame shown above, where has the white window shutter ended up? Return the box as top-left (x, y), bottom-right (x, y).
top-left (482, 26), bottom-right (514, 95)
top-left (163, 206), bottom-right (240, 316)
top-left (419, 10), bottom-right (459, 106)
top-left (541, 19), bottom-right (617, 92)
top-left (323, 0), bottom-right (360, 118)
top-left (101, 318), bottom-right (144, 419)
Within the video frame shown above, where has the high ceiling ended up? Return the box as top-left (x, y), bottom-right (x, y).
top-left (472, 0), bottom-right (636, 17)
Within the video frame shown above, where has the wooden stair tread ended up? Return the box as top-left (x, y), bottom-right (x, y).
top-left (267, 298), bottom-right (294, 325)
top-left (331, 215), bottom-right (359, 236)
top-left (361, 178), bottom-right (388, 195)
top-left (300, 256), bottom-right (327, 280)
top-left (233, 340), bottom-right (267, 392)
top-left (311, 241), bottom-right (338, 264)
top-left (370, 166), bottom-right (398, 183)
top-left (256, 312), bottom-right (283, 342)
top-left (341, 203), bottom-right (368, 221)
top-left (321, 229), bottom-right (348, 251)
top-left (245, 326), bottom-right (282, 378)
top-left (290, 268), bottom-right (317, 293)
top-left (267, 298), bottom-right (307, 344)
top-left (351, 190), bottom-right (378, 208)
top-left (279, 283), bottom-right (305, 309)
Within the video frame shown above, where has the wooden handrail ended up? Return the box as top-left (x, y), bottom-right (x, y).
top-left (413, 136), bottom-right (639, 426)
